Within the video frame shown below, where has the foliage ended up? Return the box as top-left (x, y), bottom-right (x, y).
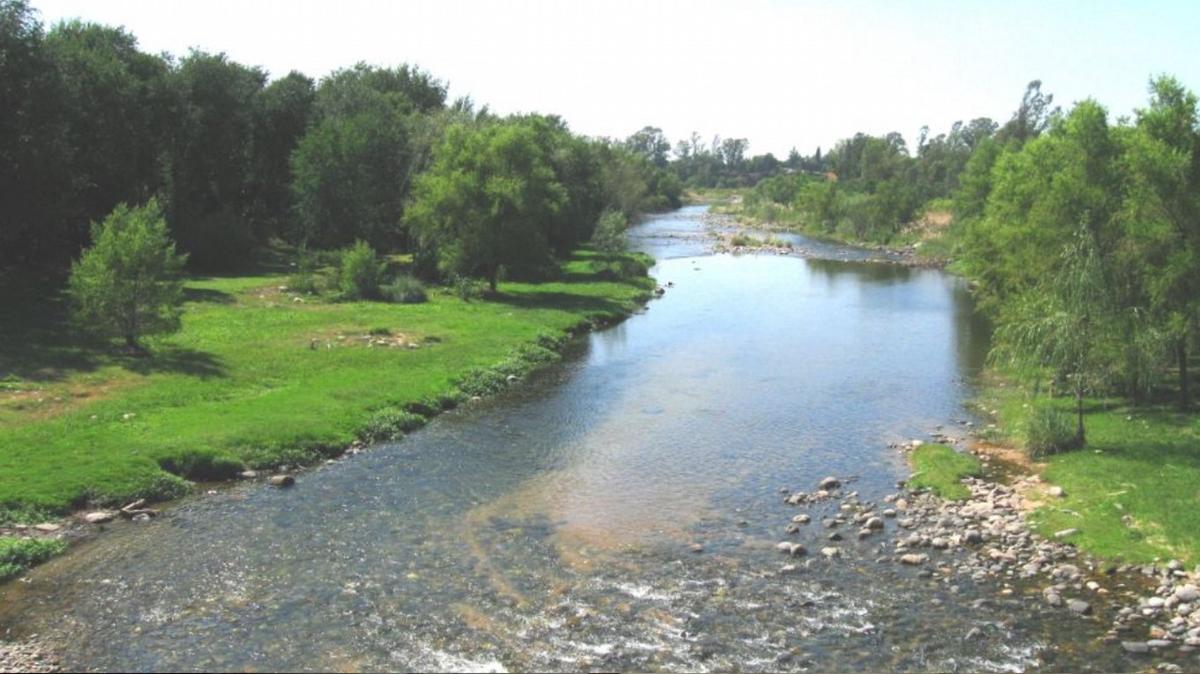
top-left (383, 275), bottom-right (427, 304)
top-left (337, 240), bottom-right (385, 300)
top-left (67, 200), bottom-right (188, 349)
top-left (359, 408), bottom-right (427, 442)
top-left (287, 244), bottom-right (323, 295)
top-left (590, 210), bottom-right (628, 253)
top-left (0, 537), bottom-right (67, 581)
top-left (1025, 403), bottom-right (1080, 457)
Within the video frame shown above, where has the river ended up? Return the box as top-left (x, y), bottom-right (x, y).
top-left (0, 205), bottom-right (1141, 671)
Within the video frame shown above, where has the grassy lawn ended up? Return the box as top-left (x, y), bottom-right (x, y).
top-left (983, 386), bottom-right (1200, 564)
top-left (0, 250), bottom-right (654, 522)
top-left (907, 443), bottom-right (982, 500)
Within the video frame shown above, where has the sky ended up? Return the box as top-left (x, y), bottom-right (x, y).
top-left (29, 0), bottom-right (1200, 158)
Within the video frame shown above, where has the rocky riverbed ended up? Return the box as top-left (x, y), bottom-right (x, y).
top-left (774, 435), bottom-right (1200, 672)
top-left (0, 636), bottom-right (61, 673)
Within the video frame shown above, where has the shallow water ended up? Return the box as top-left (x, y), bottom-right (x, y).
top-left (0, 205), bottom-right (1144, 671)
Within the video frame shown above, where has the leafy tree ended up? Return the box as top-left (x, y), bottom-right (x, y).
top-left (625, 126), bottom-right (671, 167)
top-left (247, 71), bottom-right (315, 239)
top-left (1122, 75), bottom-right (1200, 408)
top-left (990, 228), bottom-right (1118, 447)
top-left (67, 200), bottom-right (187, 350)
top-left (408, 120), bottom-right (566, 290)
top-left (338, 240), bottom-right (385, 300)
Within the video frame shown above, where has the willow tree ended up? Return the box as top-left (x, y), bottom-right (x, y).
top-left (990, 228), bottom-right (1118, 447)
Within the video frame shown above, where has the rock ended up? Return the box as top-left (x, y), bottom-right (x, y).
top-left (827, 532), bottom-right (843, 542)
top-left (1175, 585), bottom-right (1199, 602)
top-left (1053, 528), bottom-right (1079, 540)
top-left (1121, 641), bottom-right (1150, 654)
top-left (787, 543), bottom-right (807, 557)
top-left (33, 523), bottom-right (61, 533)
top-left (689, 543), bottom-right (704, 553)
top-left (900, 553), bottom-right (929, 566)
top-left (895, 498), bottom-right (909, 511)
top-left (820, 547), bottom-right (841, 559)
top-left (1068, 599), bottom-right (1092, 615)
top-left (82, 511), bottom-right (115, 524)
top-left (1044, 591), bottom-right (1064, 607)
top-left (238, 470), bottom-right (258, 479)
top-left (818, 476), bottom-right (840, 490)
top-left (866, 517), bottom-right (884, 530)
top-left (267, 475), bottom-right (295, 487)
top-left (505, 374), bottom-right (519, 384)
top-left (131, 513), bottom-right (151, 522)
top-left (1146, 639), bottom-right (1173, 648)
top-left (1047, 485), bottom-right (1065, 498)
top-left (777, 541), bottom-right (795, 554)
top-left (792, 514), bottom-right (811, 524)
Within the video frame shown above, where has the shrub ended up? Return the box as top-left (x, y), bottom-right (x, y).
top-left (591, 210), bottom-right (628, 253)
top-left (450, 274), bottom-right (487, 301)
top-left (360, 408), bottom-right (427, 443)
top-left (67, 199), bottom-right (188, 350)
top-left (338, 240), bottom-right (386, 300)
top-left (288, 245), bottom-right (323, 295)
top-left (157, 450), bottom-right (242, 481)
top-left (1026, 404), bottom-right (1079, 457)
top-left (383, 275), bottom-right (427, 304)
top-left (0, 537), bottom-right (68, 581)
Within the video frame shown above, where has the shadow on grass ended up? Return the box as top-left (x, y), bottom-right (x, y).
top-left (0, 270), bottom-right (226, 383)
top-left (490, 290), bottom-right (636, 318)
top-left (183, 287), bottom-right (236, 304)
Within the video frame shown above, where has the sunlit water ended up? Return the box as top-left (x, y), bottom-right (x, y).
top-left (0, 205), bottom-right (1142, 671)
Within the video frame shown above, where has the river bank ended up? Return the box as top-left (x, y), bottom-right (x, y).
top-left (0, 248), bottom-right (658, 581)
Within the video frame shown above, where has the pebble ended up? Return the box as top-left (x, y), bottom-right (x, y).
top-left (1068, 599), bottom-right (1092, 615)
top-left (82, 512), bottom-right (114, 524)
top-left (267, 475), bottom-right (295, 487)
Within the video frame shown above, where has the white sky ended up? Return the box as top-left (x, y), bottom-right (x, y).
top-left (30, 0), bottom-right (1200, 157)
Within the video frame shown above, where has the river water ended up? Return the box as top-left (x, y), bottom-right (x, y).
top-left (0, 206), bottom-right (1142, 671)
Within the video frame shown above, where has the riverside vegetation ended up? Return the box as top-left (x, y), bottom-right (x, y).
top-left (0, 0), bottom-right (671, 580)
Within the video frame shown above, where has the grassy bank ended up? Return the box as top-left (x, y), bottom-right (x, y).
top-left (977, 384), bottom-right (1200, 564)
top-left (907, 443), bottom-right (983, 500)
top-left (0, 249), bottom-right (655, 523)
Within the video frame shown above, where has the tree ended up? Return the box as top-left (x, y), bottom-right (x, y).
top-left (1122, 75), bottom-right (1200, 408)
top-left (67, 200), bottom-right (187, 350)
top-left (625, 126), bottom-right (670, 167)
top-left (407, 120), bottom-right (566, 290)
top-left (990, 228), bottom-right (1118, 447)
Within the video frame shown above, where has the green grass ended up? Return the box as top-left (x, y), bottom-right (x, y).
top-left (982, 384), bottom-right (1200, 564)
top-left (0, 249), bottom-right (654, 520)
top-left (907, 443), bottom-right (983, 500)
top-left (0, 537), bottom-right (67, 581)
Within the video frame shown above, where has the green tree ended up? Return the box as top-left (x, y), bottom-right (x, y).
top-left (1122, 76), bottom-right (1200, 408)
top-left (990, 228), bottom-right (1118, 447)
top-left (67, 199), bottom-right (187, 350)
top-left (408, 120), bottom-right (566, 290)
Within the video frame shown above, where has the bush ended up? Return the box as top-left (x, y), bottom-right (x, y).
top-left (157, 450), bottom-right (242, 481)
top-left (338, 240), bottom-right (385, 300)
top-left (67, 199), bottom-right (188, 349)
top-left (288, 245), bottom-right (323, 295)
top-left (451, 274), bottom-right (487, 301)
top-left (360, 408), bottom-right (427, 443)
top-left (1026, 404), bottom-right (1080, 457)
top-left (0, 537), bottom-right (68, 581)
top-left (591, 210), bottom-right (628, 253)
top-left (383, 275), bottom-right (427, 304)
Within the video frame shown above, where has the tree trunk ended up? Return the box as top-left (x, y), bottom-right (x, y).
top-left (1179, 339), bottom-right (1191, 411)
top-left (488, 268), bottom-right (498, 293)
top-left (1075, 386), bottom-right (1086, 448)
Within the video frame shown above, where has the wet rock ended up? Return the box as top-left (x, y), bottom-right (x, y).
top-left (866, 516), bottom-right (884, 530)
top-left (238, 470), bottom-right (258, 479)
top-left (33, 523), bottom-right (61, 533)
top-left (1044, 591), bottom-right (1064, 607)
top-left (82, 511), bottom-right (115, 524)
top-left (820, 547), bottom-right (841, 559)
top-left (689, 543), bottom-right (704, 553)
top-left (505, 374), bottom-right (519, 384)
top-left (785, 524), bottom-right (801, 534)
top-left (1146, 639), bottom-right (1173, 648)
top-left (818, 476), bottom-right (840, 490)
top-left (268, 475), bottom-right (295, 487)
top-left (1068, 599), bottom-right (1092, 615)
top-left (1175, 585), bottom-right (1199, 602)
top-left (792, 514), bottom-right (811, 524)
top-left (900, 553), bottom-right (929, 566)
top-left (827, 532), bottom-right (843, 542)
top-left (1121, 641), bottom-right (1150, 654)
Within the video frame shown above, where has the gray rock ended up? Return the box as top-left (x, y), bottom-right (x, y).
top-left (866, 516), bottom-right (884, 530)
top-left (1120, 641), bottom-right (1150, 654)
top-left (820, 546), bottom-right (841, 559)
top-left (1147, 639), bottom-right (1173, 648)
top-left (792, 514), bottom-right (811, 524)
top-left (33, 523), bottom-right (61, 533)
top-left (1175, 585), bottom-right (1199, 602)
top-left (819, 476), bottom-right (841, 490)
top-left (1068, 599), bottom-right (1092, 615)
top-left (268, 475), bottom-right (295, 487)
top-left (1053, 528), bottom-right (1079, 539)
top-left (1047, 486), bottom-right (1065, 498)
top-left (900, 553), bottom-right (929, 566)
top-left (689, 543), bottom-right (704, 553)
top-left (83, 511), bottom-right (115, 524)
top-left (238, 470), bottom-right (258, 479)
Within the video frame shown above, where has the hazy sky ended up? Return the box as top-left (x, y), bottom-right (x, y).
top-left (29, 0), bottom-right (1200, 157)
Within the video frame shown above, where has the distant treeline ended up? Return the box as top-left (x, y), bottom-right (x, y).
top-left (0, 0), bottom-right (681, 275)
